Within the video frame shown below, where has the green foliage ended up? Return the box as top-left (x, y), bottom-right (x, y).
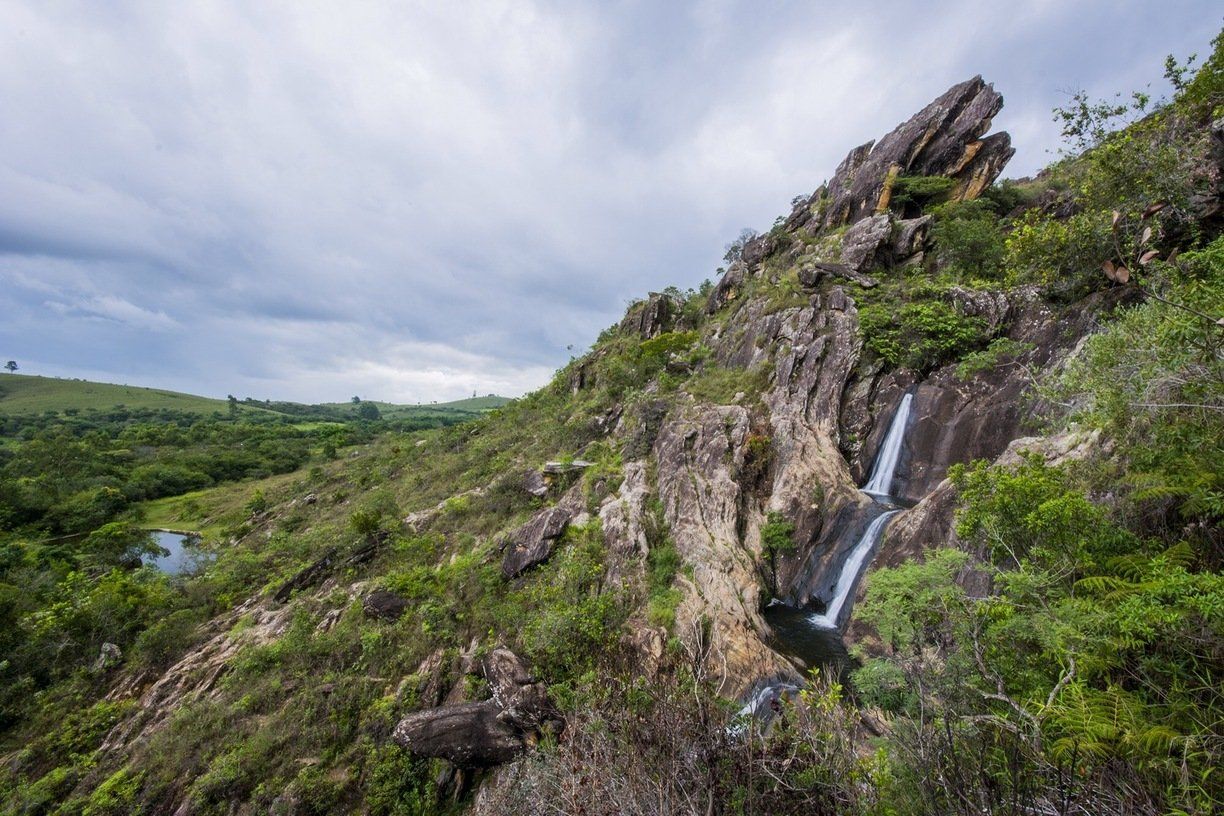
top-left (889, 175), bottom-right (955, 212)
top-left (644, 503), bottom-right (683, 630)
top-left (854, 548), bottom-right (969, 659)
top-left (929, 199), bottom-right (1006, 281)
top-left (84, 767), bottom-right (144, 816)
top-left (760, 511), bottom-right (796, 558)
top-left (859, 289), bottom-right (989, 372)
top-left (511, 522), bottom-right (626, 681)
top-left (1051, 237), bottom-right (1224, 521)
top-left (682, 361), bottom-right (771, 404)
top-left (759, 511), bottom-right (796, 597)
top-left (954, 338), bottom-right (1033, 380)
top-left (852, 455), bottom-right (1224, 812)
top-left (1003, 208), bottom-right (1113, 294)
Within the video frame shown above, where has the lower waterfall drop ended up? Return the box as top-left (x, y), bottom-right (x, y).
top-left (807, 508), bottom-right (900, 630)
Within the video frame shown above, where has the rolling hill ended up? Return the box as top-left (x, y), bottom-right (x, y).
top-left (0, 373), bottom-right (510, 419)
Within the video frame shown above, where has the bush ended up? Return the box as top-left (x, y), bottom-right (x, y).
top-left (1003, 209), bottom-right (1113, 295)
top-left (929, 199), bottom-right (1006, 281)
top-left (889, 175), bottom-right (956, 213)
top-left (859, 294), bottom-right (989, 372)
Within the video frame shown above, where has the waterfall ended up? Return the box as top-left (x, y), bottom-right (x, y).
top-left (807, 509), bottom-right (899, 630)
top-left (861, 392), bottom-right (913, 498)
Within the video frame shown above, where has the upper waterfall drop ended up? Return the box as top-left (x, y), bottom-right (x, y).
top-left (862, 392), bottom-right (914, 499)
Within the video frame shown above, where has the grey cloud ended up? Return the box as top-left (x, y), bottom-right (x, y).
top-left (0, 1), bottom-right (1218, 402)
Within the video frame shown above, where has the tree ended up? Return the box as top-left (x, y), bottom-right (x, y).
top-left (226, 394), bottom-right (239, 417)
top-left (357, 402), bottom-right (381, 420)
top-left (723, 228), bottom-right (758, 265)
top-left (3, 361), bottom-right (16, 373)
top-left (760, 511), bottom-right (797, 596)
top-left (351, 395), bottom-right (361, 404)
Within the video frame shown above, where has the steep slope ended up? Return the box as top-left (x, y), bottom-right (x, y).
top-left (5, 51), bottom-right (1221, 815)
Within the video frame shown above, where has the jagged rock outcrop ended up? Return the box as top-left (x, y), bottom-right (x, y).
top-left (392, 648), bottom-right (559, 767)
top-left (706, 261), bottom-right (747, 312)
top-left (620, 292), bottom-right (680, 338)
top-left (817, 76), bottom-right (1013, 230)
top-left (653, 405), bottom-right (805, 691)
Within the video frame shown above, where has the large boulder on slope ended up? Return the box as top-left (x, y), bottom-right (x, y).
top-left (500, 505), bottom-right (571, 578)
top-left (620, 292), bottom-right (680, 338)
top-left (392, 648), bottom-right (559, 767)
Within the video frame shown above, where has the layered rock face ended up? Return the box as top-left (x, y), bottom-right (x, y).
top-left (786, 76), bottom-right (1014, 234)
top-left (91, 78), bottom-right (1111, 801)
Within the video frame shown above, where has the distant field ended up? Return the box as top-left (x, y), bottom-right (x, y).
top-left (319, 394), bottom-right (511, 418)
top-left (0, 374), bottom-right (241, 416)
top-left (0, 373), bottom-right (511, 420)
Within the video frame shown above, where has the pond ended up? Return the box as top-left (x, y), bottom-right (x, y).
top-left (763, 602), bottom-right (853, 681)
top-left (146, 530), bottom-right (209, 575)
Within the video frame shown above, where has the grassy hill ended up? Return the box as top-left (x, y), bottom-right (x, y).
top-left (0, 374), bottom-right (510, 419)
top-left (0, 374), bottom-right (241, 416)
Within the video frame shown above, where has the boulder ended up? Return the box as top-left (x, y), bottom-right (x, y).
top-left (500, 505), bottom-right (572, 578)
top-left (479, 648), bottom-right (557, 731)
top-left (363, 590), bottom-right (409, 621)
top-left (393, 701), bottom-right (524, 767)
top-left (739, 233), bottom-right (777, 267)
top-left (839, 213), bottom-right (894, 273)
top-left (273, 548), bottom-right (339, 603)
top-left (892, 215), bottom-right (932, 261)
top-left (522, 469), bottom-right (548, 498)
top-left (821, 76), bottom-right (1014, 230)
top-left (393, 648), bottom-right (559, 767)
top-left (92, 642), bottom-right (122, 673)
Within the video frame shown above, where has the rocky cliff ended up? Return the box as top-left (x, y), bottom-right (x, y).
top-left (57, 68), bottom-right (1222, 815)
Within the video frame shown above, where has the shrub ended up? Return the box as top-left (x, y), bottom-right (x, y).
top-left (929, 199), bottom-right (1006, 281)
top-left (889, 175), bottom-right (956, 213)
top-left (859, 295), bottom-right (988, 372)
top-left (1003, 209), bottom-right (1113, 295)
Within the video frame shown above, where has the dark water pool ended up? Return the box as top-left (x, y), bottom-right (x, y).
top-left (763, 602), bottom-right (853, 681)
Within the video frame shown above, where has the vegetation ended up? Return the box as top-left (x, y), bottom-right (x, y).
top-left (1, 31), bottom-right (1221, 816)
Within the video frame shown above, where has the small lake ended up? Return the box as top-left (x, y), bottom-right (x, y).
top-left (146, 530), bottom-right (208, 575)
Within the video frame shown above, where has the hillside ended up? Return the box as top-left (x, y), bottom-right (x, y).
top-left (0, 374), bottom-right (246, 416)
top-left (1, 39), bottom-right (1221, 816)
top-left (0, 373), bottom-right (509, 420)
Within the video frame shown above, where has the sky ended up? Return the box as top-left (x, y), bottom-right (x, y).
top-left (1, 1), bottom-right (1219, 403)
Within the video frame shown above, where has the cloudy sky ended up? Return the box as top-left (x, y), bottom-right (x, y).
top-left (1, 1), bottom-right (1218, 403)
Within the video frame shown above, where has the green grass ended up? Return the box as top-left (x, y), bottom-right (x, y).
top-left (0, 374), bottom-right (511, 420)
top-left (318, 395), bottom-right (511, 418)
top-left (0, 374), bottom-right (249, 416)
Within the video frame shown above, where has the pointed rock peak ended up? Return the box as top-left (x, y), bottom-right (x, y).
top-left (817, 76), bottom-right (1014, 230)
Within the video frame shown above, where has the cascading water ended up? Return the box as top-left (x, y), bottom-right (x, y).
top-left (739, 392), bottom-right (915, 725)
top-left (807, 509), bottom-right (900, 630)
top-left (861, 392), bottom-right (913, 498)
top-left (805, 392), bottom-right (913, 628)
